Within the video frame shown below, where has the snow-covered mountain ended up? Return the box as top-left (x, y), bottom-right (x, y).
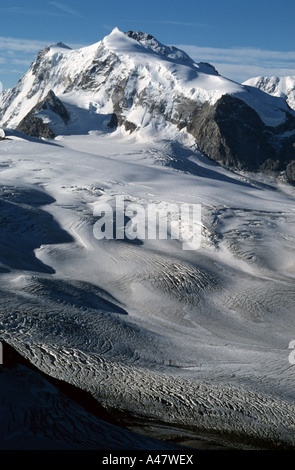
top-left (244, 75), bottom-right (295, 111)
top-left (243, 75), bottom-right (295, 182)
top-left (1, 28), bottom-right (295, 181)
top-left (0, 28), bottom-right (241, 129)
top-left (0, 28), bottom-right (244, 129)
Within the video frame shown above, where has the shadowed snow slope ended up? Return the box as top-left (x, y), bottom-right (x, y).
top-left (0, 342), bottom-right (186, 450)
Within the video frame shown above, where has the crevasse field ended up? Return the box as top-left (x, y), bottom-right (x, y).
top-left (1, 124), bottom-right (295, 450)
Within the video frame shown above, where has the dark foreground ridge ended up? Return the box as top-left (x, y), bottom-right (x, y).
top-left (1, 341), bottom-right (293, 452)
top-left (0, 341), bottom-right (189, 451)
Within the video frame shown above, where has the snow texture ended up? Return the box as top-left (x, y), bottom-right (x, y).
top-left (0, 126), bottom-right (295, 450)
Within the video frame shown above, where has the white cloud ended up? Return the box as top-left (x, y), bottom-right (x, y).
top-left (49, 1), bottom-right (85, 18)
top-left (0, 36), bottom-right (83, 53)
top-left (0, 5), bottom-right (72, 18)
top-left (216, 64), bottom-right (295, 84)
top-left (176, 44), bottom-right (295, 83)
top-left (0, 37), bottom-right (49, 53)
top-left (0, 37), bottom-right (49, 88)
top-left (146, 20), bottom-right (215, 28)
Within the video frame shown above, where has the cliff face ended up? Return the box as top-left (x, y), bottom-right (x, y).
top-left (16, 90), bottom-right (69, 138)
top-left (187, 95), bottom-right (295, 173)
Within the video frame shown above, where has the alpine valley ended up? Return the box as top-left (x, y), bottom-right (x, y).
top-left (0, 28), bottom-right (295, 451)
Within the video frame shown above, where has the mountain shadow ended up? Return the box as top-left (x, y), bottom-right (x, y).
top-left (0, 186), bottom-right (73, 273)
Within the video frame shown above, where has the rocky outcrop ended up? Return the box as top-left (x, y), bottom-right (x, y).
top-left (16, 114), bottom-right (55, 139)
top-left (16, 90), bottom-right (69, 139)
top-left (186, 95), bottom-right (295, 173)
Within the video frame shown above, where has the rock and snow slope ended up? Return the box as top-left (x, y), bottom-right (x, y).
top-left (244, 75), bottom-right (295, 111)
top-left (0, 29), bottom-right (295, 450)
top-left (0, 28), bottom-right (245, 129)
top-left (244, 75), bottom-right (295, 183)
top-left (0, 28), bottom-right (295, 178)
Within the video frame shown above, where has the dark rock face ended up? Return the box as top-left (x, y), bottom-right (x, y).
top-left (107, 113), bottom-right (119, 129)
top-left (16, 114), bottom-right (55, 139)
top-left (187, 96), bottom-right (266, 170)
top-left (41, 89), bottom-right (70, 124)
top-left (185, 95), bottom-right (295, 174)
top-left (124, 120), bottom-right (137, 132)
top-left (16, 90), bottom-right (69, 138)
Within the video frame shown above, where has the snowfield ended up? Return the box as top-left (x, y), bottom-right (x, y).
top-left (1, 122), bottom-right (295, 450)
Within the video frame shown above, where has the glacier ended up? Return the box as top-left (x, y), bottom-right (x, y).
top-left (0, 28), bottom-right (295, 451)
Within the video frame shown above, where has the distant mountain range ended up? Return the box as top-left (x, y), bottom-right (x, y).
top-left (244, 75), bottom-right (295, 112)
top-left (1, 28), bottom-right (295, 182)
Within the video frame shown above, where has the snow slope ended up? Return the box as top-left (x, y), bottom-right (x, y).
top-left (244, 75), bottom-right (295, 111)
top-left (0, 126), bottom-right (295, 450)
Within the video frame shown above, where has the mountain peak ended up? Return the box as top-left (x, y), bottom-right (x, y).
top-left (49, 42), bottom-right (72, 51)
top-left (110, 27), bottom-right (122, 35)
top-left (124, 30), bottom-right (194, 64)
top-left (102, 28), bottom-right (195, 67)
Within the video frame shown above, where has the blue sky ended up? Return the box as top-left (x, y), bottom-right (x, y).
top-left (0, 0), bottom-right (294, 90)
